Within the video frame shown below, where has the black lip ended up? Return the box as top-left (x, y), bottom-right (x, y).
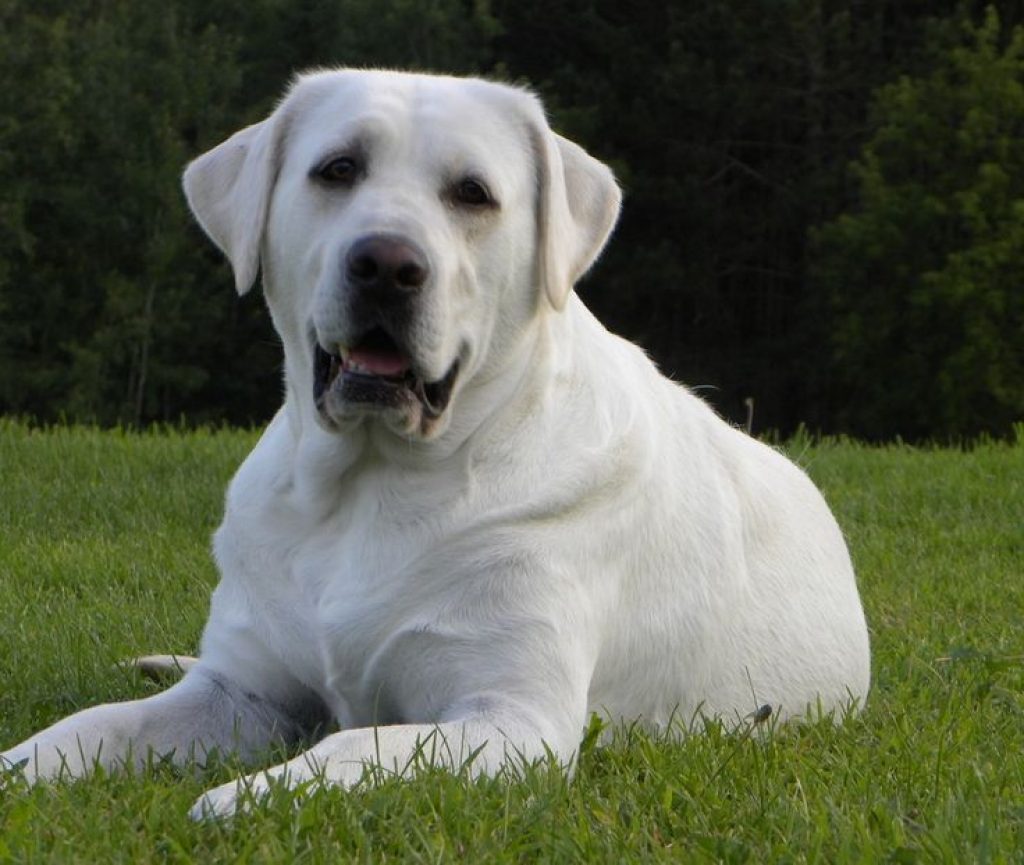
top-left (313, 341), bottom-right (459, 420)
top-left (313, 343), bottom-right (339, 404)
top-left (335, 369), bottom-right (411, 409)
top-left (414, 360), bottom-right (460, 418)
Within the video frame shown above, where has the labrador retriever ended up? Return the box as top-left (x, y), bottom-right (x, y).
top-left (1, 69), bottom-right (870, 818)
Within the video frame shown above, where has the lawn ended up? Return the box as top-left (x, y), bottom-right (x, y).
top-left (0, 420), bottom-right (1021, 863)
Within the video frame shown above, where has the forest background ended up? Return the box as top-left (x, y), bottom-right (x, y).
top-left (2, 0), bottom-right (1022, 441)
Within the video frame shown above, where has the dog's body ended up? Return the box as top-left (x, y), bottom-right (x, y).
top-left (2, 70), bottom-right (869, 817)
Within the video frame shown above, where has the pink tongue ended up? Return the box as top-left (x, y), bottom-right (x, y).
top-left (347, 347), bottom-right (411, 377)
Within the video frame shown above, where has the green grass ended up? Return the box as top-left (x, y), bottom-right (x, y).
top-left (0, 420), bottom-right (1022, 863)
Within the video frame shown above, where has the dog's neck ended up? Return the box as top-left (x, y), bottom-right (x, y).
top-left (279, 298), bottom-right (582, 490)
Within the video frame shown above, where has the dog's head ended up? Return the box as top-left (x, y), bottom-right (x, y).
top-left (183, 70), bottom-right (620, 440)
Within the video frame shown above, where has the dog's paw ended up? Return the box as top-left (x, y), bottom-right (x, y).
top-left (0, 748), bottom-right (38, 784)
top-left (125, 654), bottom-right (199, 683)
top-left (0, 753), bottom-right (27, 777)
top-left (189, 775), bottom-right (272, 821)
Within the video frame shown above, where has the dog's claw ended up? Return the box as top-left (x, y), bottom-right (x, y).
top-left (190, 776), bottom-right (272, 821)
top-left (125, 654), bottom-right (199, 683)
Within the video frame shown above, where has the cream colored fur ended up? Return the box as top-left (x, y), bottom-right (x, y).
top-left (2, 70), bottom-right (869, 818)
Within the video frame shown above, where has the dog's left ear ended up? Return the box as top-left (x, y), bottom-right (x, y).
top-left (182, 117), bottom-right (279, 295)
top-left (533, 126), bottom-right (622, 311)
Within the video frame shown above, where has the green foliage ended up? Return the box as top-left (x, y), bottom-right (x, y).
top-left (812, 7), bottom-right (1024, 440)
top-left (1, 424), bottom-right (1022, 860)
top-left (494, 0), bottom-right (989, 435)
top-left (0, 0), bottom-right (1022, 438)
top-left (0, 0), bottom-right (279, 427)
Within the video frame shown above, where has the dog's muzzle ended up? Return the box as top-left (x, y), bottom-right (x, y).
top-left (312, 234), bottom-right (460, 429)
top-left (313, 329), bottom-right (459, 420)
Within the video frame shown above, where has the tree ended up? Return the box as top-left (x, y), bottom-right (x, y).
top-left (3, 0), bottom-right (1021, 437)
top-left (0, 0), bottom-right (501, 426)
top-left (812, 7), bottom-right (1024, 439)
top-left (0, 0), bottom-right (279, 426)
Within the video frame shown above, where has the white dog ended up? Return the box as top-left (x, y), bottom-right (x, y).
top-left (1, 70), bottom-right (870, 817)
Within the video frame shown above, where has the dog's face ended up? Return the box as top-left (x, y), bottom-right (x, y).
top-left (184, 70), bottom-right (621, 440)
top-left (269, 73), bottom-right (537, 438)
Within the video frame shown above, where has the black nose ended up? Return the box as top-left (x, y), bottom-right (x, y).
top-left (345, 234), bottom-right (429, 296)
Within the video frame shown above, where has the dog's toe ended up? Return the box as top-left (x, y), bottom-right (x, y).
top-left (190, 783), bottom-right (240, 821)
top-left (127, 654), bottom-right (199, 683)
top-left (190, 775), bottom-right (273, 821)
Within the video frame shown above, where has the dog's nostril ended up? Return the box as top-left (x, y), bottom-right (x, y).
top-left (346, 235), bottom-right (429, 294)
top-left (396, 262), bottom-right (427, 288)
top-left (349, 254), bottom-right (379, 282)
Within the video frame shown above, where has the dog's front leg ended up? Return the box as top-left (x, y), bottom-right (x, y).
top-left (192, 708), bottom-right (576, 819)
top-left (1, 666), bottom-right (314, 783)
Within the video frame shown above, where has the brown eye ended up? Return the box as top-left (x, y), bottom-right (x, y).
top-left (454, 178), bottom-right (493, 207)
top-left (317, 156), bottom-right (359, 184)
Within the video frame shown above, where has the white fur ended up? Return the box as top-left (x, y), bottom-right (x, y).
top-left (1, 70), bottom-right (869, 818)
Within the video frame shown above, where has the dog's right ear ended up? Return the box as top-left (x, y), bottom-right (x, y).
top-left (182, 118), bottom-right (278, 295)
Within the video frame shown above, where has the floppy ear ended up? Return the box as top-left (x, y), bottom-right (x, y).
top-left (182, 118), bottom-right (278, 295)
top-left (534, 128), bottom-right (622, 311)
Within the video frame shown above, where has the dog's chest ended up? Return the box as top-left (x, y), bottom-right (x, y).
top-left (220, 464), bottom-right (468, 719)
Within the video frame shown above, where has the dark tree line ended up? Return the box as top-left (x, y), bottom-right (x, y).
top-left (1, 0), bottom-right (1022, 440)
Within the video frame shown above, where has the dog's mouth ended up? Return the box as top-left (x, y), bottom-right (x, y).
top-left (313, 327), bottom-right (459, 422)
